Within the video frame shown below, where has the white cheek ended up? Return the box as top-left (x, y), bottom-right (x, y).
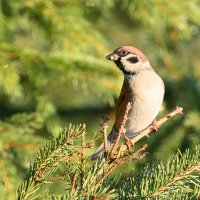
top-left (121, 57), bottom-right (141, 71)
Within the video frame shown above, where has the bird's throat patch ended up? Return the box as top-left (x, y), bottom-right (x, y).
top-left (114, 59), bottom-right (136, 75)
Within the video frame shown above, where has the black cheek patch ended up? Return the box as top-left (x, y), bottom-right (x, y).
top-left (127, 56), bottom-right (139, 63)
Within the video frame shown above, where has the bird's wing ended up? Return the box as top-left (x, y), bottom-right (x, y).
top-left (116, 85), bottom-right (126, 114)
top-left (113, 85), bottom-right (128, 131)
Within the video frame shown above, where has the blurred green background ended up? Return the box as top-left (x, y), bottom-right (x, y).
top-left (0, 0), bottom-right (200, 198)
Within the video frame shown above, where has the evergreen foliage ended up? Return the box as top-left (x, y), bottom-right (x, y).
top-left (117, 146), bottom-right (200, 199)
top-left (17, 118), bottom-right (200, 199)
top-left (18, 124), bottom-right (117, 200)
top-left (0, 0), bottom-right (200, 199)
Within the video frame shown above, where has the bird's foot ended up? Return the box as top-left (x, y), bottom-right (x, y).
top-left (151, 119), bottom-right (159, 132)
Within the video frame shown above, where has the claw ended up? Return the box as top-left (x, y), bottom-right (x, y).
top-left (151, 119), bottom-right (159, 132)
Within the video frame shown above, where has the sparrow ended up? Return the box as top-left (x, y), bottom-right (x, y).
top-left (91, 46), bottom-right (165, 160)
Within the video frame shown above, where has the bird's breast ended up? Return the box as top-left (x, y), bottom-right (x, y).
top-left (124, 71), bottom-right (165, 137)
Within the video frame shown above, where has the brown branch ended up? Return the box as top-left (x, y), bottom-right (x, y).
top-left (130, 144), bottom-right (148, 156)
top-left (42, 172), bottom-right (67, 182)
top-left (96, 164), bottom-right (117, 187)
top-left (122, 131), bottom-right (132, 153)
top-left (109, 102), bottom-right (132, 159)
top-left (116, 146), bottom-right (148, 165)
top-left (119, 106), bottom-right (183, 155)
top-left (81, 124), bottom-right (86, 188)
top-left (100, 115), bottom-right (109, 153)
top-left (69, 172), bottom-right (77, 198)
top-left (96, 145), bottom-right (148, 187)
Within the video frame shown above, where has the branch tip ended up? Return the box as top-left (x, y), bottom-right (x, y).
top-left (176, 106), bottom-right (183, 114)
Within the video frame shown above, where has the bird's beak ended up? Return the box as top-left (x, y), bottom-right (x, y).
top-left (105, 53), bottom-right (119, 61)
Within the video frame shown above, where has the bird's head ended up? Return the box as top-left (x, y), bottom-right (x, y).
top-left (106, 46), bottom-right (152, 75)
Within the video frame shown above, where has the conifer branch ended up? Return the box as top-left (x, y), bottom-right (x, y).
top-left (100, 115), bottom-right (109, 153)
top-left (93, 105), bottom-right (184, 195)
top-left (2, 0), bottom-right (200, 199)
top-left (70, 172), bottom-right (77, 198)
top-left (151, 161), bottom-right (200, 197)
top-left (17, 124), bottom-right (93, 200)
top-left (43, 172), bottom-right (68, 182)
top-left (119, 106), bottom-right (183, 155)
top-left (81, 124), bottom-right (86, 189)
top-left (18, 106), bottom-right (186, 199)
top-left (109, 102), bottom-right (132, 159)
top-left (117, 146), bottom-right (200, 199)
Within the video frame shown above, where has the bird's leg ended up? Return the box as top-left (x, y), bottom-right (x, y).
top-left (122, 130), bottom-right (135, 153)
top-left (150, 119), bottom-right (159, 132)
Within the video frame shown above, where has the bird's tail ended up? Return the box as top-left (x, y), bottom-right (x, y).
top-left (90, 140), bottom-right (112, 160)
top-left (91, 131), bottom-right (116, 160)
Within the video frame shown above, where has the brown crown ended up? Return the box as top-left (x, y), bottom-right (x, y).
top-left (116, 46), bottom-right (148, 62)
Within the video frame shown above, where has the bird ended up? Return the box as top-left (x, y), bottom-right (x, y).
top-left (91, 46), bottom-right (165, 160)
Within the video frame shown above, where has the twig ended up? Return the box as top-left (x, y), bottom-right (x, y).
top-left (100, 115), bottom-right (109, 153)
top-left (116, 144), bottom-right (148, 165)
top-left (109, 102), bottom-right (132, 158)
top-left (119, 106), bottom-right (183, 155)
top-left (69, 172), bottom-right (77, 198)
top-left (96, 145), bottom-right (148, 187)
top-left (122, 131), bottom-right (132, 153)
top-left (96, 164), bottom-right (116, 187)
top-left (117, 151), bottom-right (148, 166)
top-left (130, 144), bottom-right (148, 156)
top-left (42, 172), bottom-right (68, 182)
top-left (81, 124), bottom-right (86, 188)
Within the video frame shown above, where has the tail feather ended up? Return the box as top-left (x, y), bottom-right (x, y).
top-left (91, 140), bottom-right (112, 160)
top-left (91, 131), bottom-right (117, 160)
top-left (91, 143), bottom-right (104, 160)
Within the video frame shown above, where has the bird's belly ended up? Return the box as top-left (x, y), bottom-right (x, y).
top-left (125, 89), bottom-right (164, 138)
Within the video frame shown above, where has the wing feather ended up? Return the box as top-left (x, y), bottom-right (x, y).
top-left (113, 85), bottom-right (128, 131)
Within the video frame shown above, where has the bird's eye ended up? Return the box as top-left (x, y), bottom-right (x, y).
top-left (120, 51), bottom-right (128, 57)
